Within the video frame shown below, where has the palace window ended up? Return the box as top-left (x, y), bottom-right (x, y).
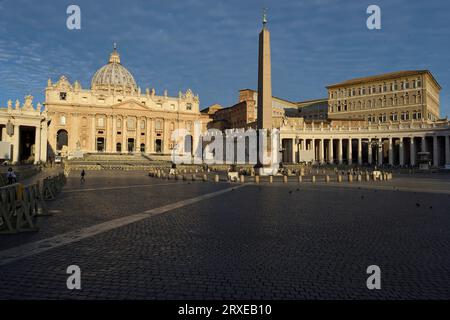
top-left (97, 117), bottom-right (105, 127)
top-left (59, 92), bottom-right (67, 100)
top-left (171, 104), bottom-right (176, 109)
top-left (60, 115), bottom-right (66, 125)
top-left (117, 118), bottom-right (122, 128)
top-left (383, 84), bottom-right (387, 92)
top-left (417, 79), bottom-right (421, 87)
top-left (186, 103), bottom-right (192, 111)
top-left (405, 81), bottom-right (410, 89)
top-left (157, 103), bottom-right (162, 108)
top-left (390, 113), bottom-right (398, 121)
top-left (140, 119), bottom-right (146, 129)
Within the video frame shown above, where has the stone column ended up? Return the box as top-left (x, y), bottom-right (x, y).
top-left (146, 117), bottom-right (151, 153)
top-left (378, 138), bottom-right (383, 166)
top-left (112, 115), bottom-right (117, 152)
top-left (91, 115), bottom-right (96, 152)
top-left (445, 135), bottom-right (450, 166)
top-left (292, 138), bottom-right (296, 164)
top-left (34, 125), bottom-right (41, 163)
top-left (388, 137), bottom-right (394, 165)
top-left (40, 123), bottom-right (48, 162)
top-left (319, 139), bottom-right (324, 164)
top-left (347, 138), bottom-right (352, 165)
top-left (312, 139), bottom-right (317, 163)
top-left (12, 124), bottom-right (20, 163)
top-left (122, 116), bottom-right (127, 152)
top-left (338, 139), bottom-right (343, 165)
top-left (135, 118), bottom-right (140, 152)
top-left (399, 137), bottom-right (404, 166)
top-left (357, 138), bottom-right (362, 165)
top-left (329, 139), bottom-right (334, 164)
top-left (368, 139), bottom-right (373, 165)
top-left (410, 138), bottom-right (416, 166)
top-left (433, 135), bottom-right (439, 167)
top-left (71, 113), bottom-right (79, 152)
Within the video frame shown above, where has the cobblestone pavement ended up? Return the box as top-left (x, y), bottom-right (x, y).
top-left (1, 170), bottom-right (449, 299)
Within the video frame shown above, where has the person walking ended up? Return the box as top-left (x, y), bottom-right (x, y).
top-left (80, 169), bottom-right (86, 183)
top-left (6, 167), bottom-right (16, 184)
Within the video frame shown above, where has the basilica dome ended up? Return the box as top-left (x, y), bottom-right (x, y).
top-left (91, 45), bottom-right (137, 93)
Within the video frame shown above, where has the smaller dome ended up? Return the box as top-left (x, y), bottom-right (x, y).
top-left (91, 44), bottom-right (137, 92)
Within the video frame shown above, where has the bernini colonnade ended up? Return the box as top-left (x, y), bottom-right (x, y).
top-left (280, 120), bottom-right (450, 167)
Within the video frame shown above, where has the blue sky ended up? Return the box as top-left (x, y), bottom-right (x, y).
top-left (0, 0), bottom-right (449, 116)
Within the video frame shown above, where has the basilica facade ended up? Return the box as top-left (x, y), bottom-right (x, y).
top-left (44, 46), bottom-right (208, 158)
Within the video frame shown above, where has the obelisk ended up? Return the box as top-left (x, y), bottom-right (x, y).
top-left (257, 10), bottom-right (272, 130)
top-left (255, 10), bottom-right (275, 175)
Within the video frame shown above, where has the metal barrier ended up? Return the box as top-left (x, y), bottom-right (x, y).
top-left (0, 173), bottom-right (66, 234)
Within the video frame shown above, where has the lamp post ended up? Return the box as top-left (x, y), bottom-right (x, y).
top-left (370, 137), bottom-right (383, 170)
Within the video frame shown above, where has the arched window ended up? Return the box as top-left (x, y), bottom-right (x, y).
top-left (140, 143), bottom-right (145, 152)
top-left (116, 143), bottom-right (122, 152)
top-left (56, 130), bottom-right (68, 150)
top-left (60, 115), bottom-right (66, 125)
top-left (140, 119), bottom-right (146, 129)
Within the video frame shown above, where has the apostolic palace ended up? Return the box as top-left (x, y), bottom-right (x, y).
top-left (1, 23), bottom-right (450, 169)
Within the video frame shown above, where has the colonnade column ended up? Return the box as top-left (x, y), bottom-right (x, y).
top-left (445, 135), bottom-right (450, 166)
top-left (433, 135), bottom-right (439, 167)
top-left (34, 124), bottom-right (41, 164)
top-left (368, 139), bottom-right (373, 165)
top-left (329, 139), bottom-right (334, 164)
top-left (312, 139), bottom-right (317, 163)
top-left (410, 138), bottom-right (416, 166)
top-left (347, 138), bottom-right (352, 165)
top-left (292, 138), bottom-right (297, 164)
top-left (378, 138), bottom-right (383, 166)
top-left (357, 138), bottom-right (362, 165)
top-left (338, 139), bottom-right (343, 165)
top-left (388, 137), bottom-right (394, 166)
top-left (12, 125), bottom-right (20, 163)
top-left (40, 123), bottom-right (48, 162)
top-left (319, 139), bottom-right (324, 164)
top-left (399, 137), bottom-right (404, 166)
